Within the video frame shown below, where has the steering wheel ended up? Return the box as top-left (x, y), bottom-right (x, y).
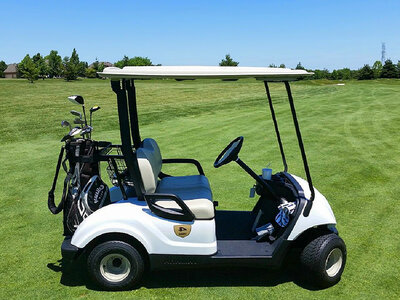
top-left (214, 136), bottom-right (244, 168)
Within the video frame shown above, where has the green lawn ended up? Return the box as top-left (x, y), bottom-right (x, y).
top-left (0, 78), bottom-right (399, 299)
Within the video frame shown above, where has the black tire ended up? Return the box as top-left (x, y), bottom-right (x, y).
top-left (300, 233), bottom-right (346, 288)
top-left (87, 241), bottom-right (145, 290)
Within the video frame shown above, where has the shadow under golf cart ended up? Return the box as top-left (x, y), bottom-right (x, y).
top-left (47, 256), bottom-right (324, 291)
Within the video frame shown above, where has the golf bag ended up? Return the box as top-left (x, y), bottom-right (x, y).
top-left (48, 139), bottom-right (110, 236)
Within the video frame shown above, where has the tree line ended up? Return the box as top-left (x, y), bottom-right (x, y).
top-left (1, 51), bottom-right (400, 82)
top-left (301, 60), bottom-right (400, 80)
top-left (0, 49), bottom-right (155, 83)
top-left (219, 54), bottom-right (400, 80)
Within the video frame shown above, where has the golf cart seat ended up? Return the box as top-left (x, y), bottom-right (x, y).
top-left (137, 138), bottom-right (214, 219)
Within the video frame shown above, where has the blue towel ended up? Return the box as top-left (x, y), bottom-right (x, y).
top-left (275, 202), bottom-right (296, 227)
top-left (275, 208), bottom-right (290, 227)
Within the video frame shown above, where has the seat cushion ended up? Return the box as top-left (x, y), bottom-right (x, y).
top-left (156, 175), bottom-right (214, 219)
top-left (137, 138), bottom-right (162, 193)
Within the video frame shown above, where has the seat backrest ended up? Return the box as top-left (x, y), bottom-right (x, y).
top-left (136, 138), bottom-right (162, 193)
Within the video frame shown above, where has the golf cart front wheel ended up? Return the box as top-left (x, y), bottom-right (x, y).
top-left (87, 241), bottom-right (145, 290)
top-left (300, 233), bottom-right (346, 288)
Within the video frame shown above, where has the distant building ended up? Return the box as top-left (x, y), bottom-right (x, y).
top-left (103, 62), bottom-right (114, 68)
top-left (88, 61), bottom-right (114, 69)
top-left (4, 64), bottom-right (17, 78)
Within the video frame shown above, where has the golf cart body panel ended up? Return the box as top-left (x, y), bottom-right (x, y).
top-left (71, 197), bottom-right (217, 255)
top-left (71, 171), bottom-right (334, 255)
top-left (287, 175), bottom-right (336, 241)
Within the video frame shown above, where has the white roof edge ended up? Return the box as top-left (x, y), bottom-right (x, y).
top-left (98, 66), bottom-right (313, 80)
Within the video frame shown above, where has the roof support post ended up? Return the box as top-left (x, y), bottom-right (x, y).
top-left (111, 79), bottom-right (145, 200)
top-left (126, 79), bottom-right (141, 149)
top-left (264, 81), bottom-right (288, 172)
top-left (284, 81), bottom-right (315, 214)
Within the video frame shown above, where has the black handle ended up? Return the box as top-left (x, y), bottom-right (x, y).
top-left (144, 193), bottom-right (195, 222)
top-left (162, 158), bottom-right (205, 175)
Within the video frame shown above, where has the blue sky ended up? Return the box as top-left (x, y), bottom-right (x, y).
top-left (1, 0), bottom-right (399, 70)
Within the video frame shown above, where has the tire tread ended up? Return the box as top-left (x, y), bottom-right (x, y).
top-left (300, 233), bottom-right (346, 287)
top-left (87, 240), bottom-right (145, 290)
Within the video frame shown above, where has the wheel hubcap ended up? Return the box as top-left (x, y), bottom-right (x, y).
top-left (100, 254), bottom-right (131, 282)
top-left (325, 248), bottom-right (343, 277)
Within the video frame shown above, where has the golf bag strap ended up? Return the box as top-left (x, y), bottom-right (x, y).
top-left (48, 147), bottom-right (66, 214)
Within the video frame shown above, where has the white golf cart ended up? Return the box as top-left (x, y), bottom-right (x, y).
top-left (60, 66), bottom-right (346, 290)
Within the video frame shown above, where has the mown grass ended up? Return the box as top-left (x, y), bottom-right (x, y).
top-left (0, 78), bottom-right (399, 299)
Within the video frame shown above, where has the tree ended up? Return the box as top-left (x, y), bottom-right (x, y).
top-left (336, 68), bottom-right (352, 80)
top-left (85, 68), bottom-right (97, 78)
top-left (219, 54), bottom-right (238, 66)
top-left (128, 56), bottom-right (152, 66)
top-left (311, 69), bottom-right (330, 79)
top-left (330, 70), bottom-right (339, 80)
top-left (114, 55), bottom-right (129, 68)
top-left (121, 55), bottom-right (129, 67)
top-left (68, 48), bottom-right (86, 77)
top-left (114, 55), bottom-right (152, 68)
top-left (268, 64), bottom-right (277, 68)
top-left (32, 53), bottom-right (48, 79)
top-left (90, 58), bottom-right (105, 78)
top-left (279, 63), bottom-right (286, 68)
top-left (358, 64), bottom-right (374, 80)
top-left (18, 54), bottom-right (39, 83)
top-left (70, 48), bottom-right (79, 66)
top-left (295, 62), bottom-right (305, 70)
top-left (380, 59), bottom-right (398, 78)
top-left (98, 62), bottom-right (105, 72)
top-left (46, 50), bottom-right (62, 78)
top-left (63, 56), bottom-right (79, 81)
top-left (62, 49), bottom-right (84, 80)
top-left (78, 61), bottom-right (87, 77)
top-left (372, 61), bottom-right (382, 79)
top-left (0, 60), bottom-right (7, 77)
top-left (397, 61), bottom-right (400, 77)
top-left (92, 58), bottom-right (99, 71)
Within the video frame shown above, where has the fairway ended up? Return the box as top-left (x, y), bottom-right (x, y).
top-left (0, 78), bottom-right (399, 299)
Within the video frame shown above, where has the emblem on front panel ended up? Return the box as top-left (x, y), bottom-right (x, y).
top-left (174, 225), bottom-right (191, 238)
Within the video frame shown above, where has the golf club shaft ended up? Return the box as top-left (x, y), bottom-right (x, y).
top-left (89, 112), bottom-right (93, 139)
top-left (82, 105), bottom-right (88, 127)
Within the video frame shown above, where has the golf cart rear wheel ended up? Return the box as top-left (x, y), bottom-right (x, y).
top-left (87, 241), bottom-right (144, 290)
top-left (300, 233), bottom-right (346, 288)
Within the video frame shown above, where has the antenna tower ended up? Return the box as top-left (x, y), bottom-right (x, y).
top-left (381, 42), bottom-right (386, 64)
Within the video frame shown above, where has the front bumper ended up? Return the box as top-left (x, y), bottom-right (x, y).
top-left (61, 236), bottom-right (79, 261)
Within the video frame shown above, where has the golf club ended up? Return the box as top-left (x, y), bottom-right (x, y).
top-left (89, 106), bottom-right (101, 138)
top-left (69, 127), bottom-right (82, 137)
top-left (80, 126), bottom-right (93, 138)
top-left (70, 110), bottom-right (82, 120)
top-left (89, 106), bottom-right (100, 126)
top-left (73, 118), bottom-right (85, 126)
top-left (61, 120), bottom-right (72, 131)
top-left (68, 95), bottom-right (87, 127)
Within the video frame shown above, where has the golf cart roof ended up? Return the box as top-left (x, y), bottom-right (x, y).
top-left (99, 66), bottom-right (312, 81)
